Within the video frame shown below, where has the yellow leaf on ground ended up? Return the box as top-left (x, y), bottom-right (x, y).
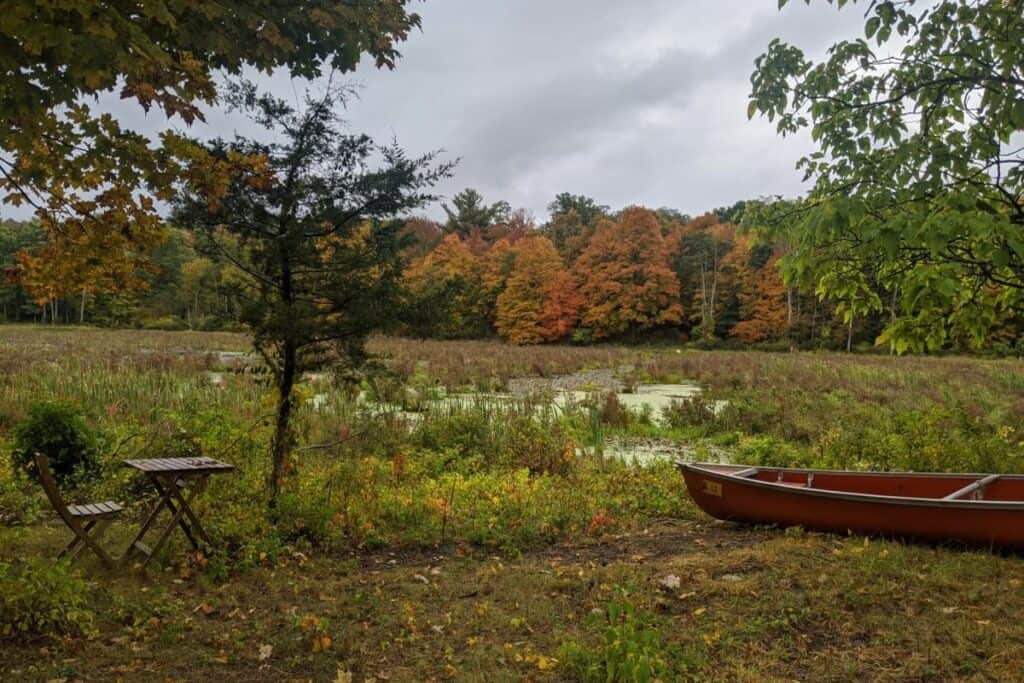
top-left (536, 655), bottom-right (558, 671)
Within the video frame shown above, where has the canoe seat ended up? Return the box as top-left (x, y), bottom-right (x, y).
top-left (776, 481), bottom-right (807, 488)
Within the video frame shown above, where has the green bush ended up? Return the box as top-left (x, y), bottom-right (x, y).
top-left (139, 315), bottom-right (187, 331)
top-left (571, 328), bottom-right (595, 345)
top-left (560, 590), bottom-right (672, 682)
top-left (11, 401), bottom-right (100, 488)
top-left (0, 466), bottom-right (43, 525)
top-left (662, 396), bottom-right (721, 432)
top-left (0, 560), bottom-right (96, 640)
top-left (504, 413), bottom-right (572, 475)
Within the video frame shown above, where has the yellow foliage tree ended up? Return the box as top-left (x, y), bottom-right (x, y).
top-left (495, 236), bottom-right (580, 345)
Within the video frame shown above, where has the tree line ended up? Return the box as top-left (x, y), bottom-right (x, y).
top-left (5, 186), bottom-right (1019, 352)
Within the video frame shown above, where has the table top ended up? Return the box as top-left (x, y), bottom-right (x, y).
top-left (122, 457), bottom-right (235, 475)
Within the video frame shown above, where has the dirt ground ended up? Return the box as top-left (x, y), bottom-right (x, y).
top-left (5, 518), bottom-right (1024, 682)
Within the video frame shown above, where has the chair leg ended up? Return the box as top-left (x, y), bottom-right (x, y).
top-left (68, 519), bottom-right (113, 563)
top-left (59, 520), bottom-right (96, 559)
top-left (62, 518), bottom-right (117, 569)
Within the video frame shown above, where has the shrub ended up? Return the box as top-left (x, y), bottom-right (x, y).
top-left (596, 393), bottom-right (630, 429)
top-left (571, 328), bottom-right (594, 345)
top-left (662, 396), bottom-right (720, 431)
top-left (504, 414), bottom-right (573, 475)
top-left (0, 560), bottom-right (96, 640)
top-left (139, 315), bottom-right (187, 330)
top-left (11, 401), bottom-right (100, 488)
top-left (560, 590), bottom-right (672, 682)
top-left (0, 461), bottom-right (43, 525)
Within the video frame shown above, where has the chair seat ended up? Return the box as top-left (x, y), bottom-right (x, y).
top-left (67, 501), bottom-right (123, 518)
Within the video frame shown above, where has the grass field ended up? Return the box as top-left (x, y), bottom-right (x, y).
top-left (1, 326), bottom-right (1023, 681)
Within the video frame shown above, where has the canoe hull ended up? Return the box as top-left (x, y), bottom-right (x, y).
top-left (679, 463), bottom-right (1024, 550)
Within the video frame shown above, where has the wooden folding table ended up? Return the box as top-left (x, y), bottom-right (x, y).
top-left (122, 457), bottom-right (235, 567)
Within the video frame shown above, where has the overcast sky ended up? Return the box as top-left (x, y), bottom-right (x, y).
top-left (4, 1), bottom-right (871, 224)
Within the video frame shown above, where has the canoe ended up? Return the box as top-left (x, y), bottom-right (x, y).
top-left (677, 462), bottom-right (1024, 550)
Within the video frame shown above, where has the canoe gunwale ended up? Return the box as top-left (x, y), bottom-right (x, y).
top-left (676, 461), bottom-right (1024, 511)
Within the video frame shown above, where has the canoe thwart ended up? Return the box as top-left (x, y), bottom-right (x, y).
top-left (732, 467), bottom-right (760, 478)
top-left (943, 474), bottom-right (1001, 501)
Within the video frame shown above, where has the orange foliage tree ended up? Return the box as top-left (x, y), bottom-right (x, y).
top-left (495, 236), bottom-right (580, 344)
top-left (573, 207), bottom-right (682, 339)
top-left (727, 237), bottom-right (789, 343)
top-left (403, 234), bottom-right (490, 338)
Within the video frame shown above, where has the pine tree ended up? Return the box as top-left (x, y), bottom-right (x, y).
top-left (175, 82), bottom-right (450, 503)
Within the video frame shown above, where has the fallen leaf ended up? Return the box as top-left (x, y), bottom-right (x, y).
top-left (658, 574), bottom-right (681, 590)
top-left (536, 655), bottom-right (558, 671)
top-left (258, 644), bottom-right (273, 661)
top-left (702, 629), bottom-right (721, 646)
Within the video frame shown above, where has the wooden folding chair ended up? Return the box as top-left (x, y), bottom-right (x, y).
top-left (34, 453), bottom-right (123, 569)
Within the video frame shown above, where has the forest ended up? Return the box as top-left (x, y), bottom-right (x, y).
top-left (4, 192), bottom-right (1021, 354)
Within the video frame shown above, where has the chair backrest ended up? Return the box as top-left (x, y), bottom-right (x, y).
top-left (33, 453), bottom-right (77, 528)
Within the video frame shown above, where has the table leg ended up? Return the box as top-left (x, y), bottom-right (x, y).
top-left (123, 471), bottom-right (223, 568)
top-left (165, 476), bottom-right (213, 546)
top-left (122, 484), bottom-right (174, 566)
top-left (152, 477), bottom-right (200, 550)
top-left (141, 488), bottom-right (194, 568)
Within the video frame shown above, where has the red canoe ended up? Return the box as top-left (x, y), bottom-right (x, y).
top-left (678, 462), bottom-right (1024, 549)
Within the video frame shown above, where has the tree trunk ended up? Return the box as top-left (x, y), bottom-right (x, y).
top-left (708, 268), bottom-right (717, 339)
top-left (270, 244), bottom-right (295, 506)
top-left (889, 288), bottom-right (899, 355)
top-left (79, 289), bottom-right (86, 324)
top-left (846, 312), bottom-right (854, 353)
top-left (270, 342), bottom-right (296, 505)
top-left (810, 298), bottom-right (818, 342)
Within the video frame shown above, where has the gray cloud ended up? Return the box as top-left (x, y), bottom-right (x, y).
top-left (328, 0), bottom-right (869, 220)
top-left (2, 1), bottom-right (869, 222)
